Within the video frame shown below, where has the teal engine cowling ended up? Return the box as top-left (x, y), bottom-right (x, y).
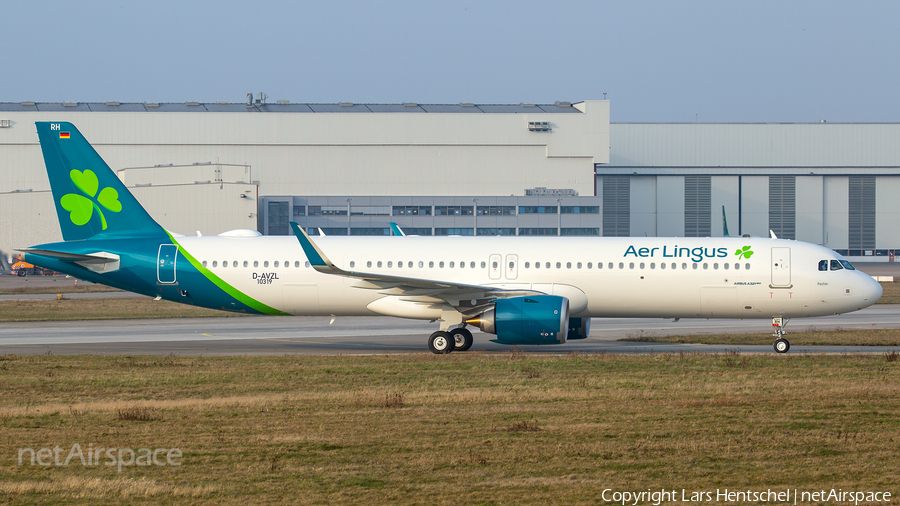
top-left (466, 295), bottom-right (569, 345)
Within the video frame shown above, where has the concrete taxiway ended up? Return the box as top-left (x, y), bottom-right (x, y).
top-left (1, 305), bottom-right (899, 355)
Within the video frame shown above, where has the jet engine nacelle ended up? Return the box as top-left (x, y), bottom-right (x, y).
top-left (567, 317), bottom-right (591, 340)
top-left (467, 295), bottom-right (569, 345)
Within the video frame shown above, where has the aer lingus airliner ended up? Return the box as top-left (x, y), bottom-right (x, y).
top-left (21, 122), bottom-right (882, 354)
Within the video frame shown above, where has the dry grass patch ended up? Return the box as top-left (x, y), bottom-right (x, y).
top-left (878, 281), bottom-right (900, 304)
top-left (0, 353), bottom-right (897, 505)
top-left (0, 297), bottom-right (251, 322)
top-left (622, 328), bottom-right (900, 346)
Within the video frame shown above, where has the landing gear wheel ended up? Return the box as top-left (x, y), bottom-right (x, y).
top-left (450, 328), bottom-right (474, 352)
top-left (428, 331), bottom-right (454, 354)
top-left (774, 338), bottom-right (790, 354)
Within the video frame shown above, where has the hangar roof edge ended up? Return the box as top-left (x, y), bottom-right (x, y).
top-left (0, 102), bottom-right (584, 113)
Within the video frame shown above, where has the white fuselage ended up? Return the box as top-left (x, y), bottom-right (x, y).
top-left (174, 235), bottom-right (882, 320)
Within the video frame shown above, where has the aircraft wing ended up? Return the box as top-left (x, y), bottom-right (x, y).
top-left (289, 222), bottom-right (541, 315)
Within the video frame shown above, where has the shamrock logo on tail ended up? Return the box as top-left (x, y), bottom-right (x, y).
top-left (60, 170), bottom-right (122, 230)
top-left (735, 245), bottom-right (754, 259)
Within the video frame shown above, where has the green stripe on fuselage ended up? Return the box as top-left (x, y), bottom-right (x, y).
top-left (167, 233), bottom-right (289, 316)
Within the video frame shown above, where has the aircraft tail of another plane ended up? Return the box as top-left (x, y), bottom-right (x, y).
top-left (35, 122), bottom-right (166, 241)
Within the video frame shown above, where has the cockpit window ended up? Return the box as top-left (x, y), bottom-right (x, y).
top-left (818, 260), bottom-right (828, 271)
top-left (830, 260), bottom-right (843, 271)
top-left (840, 260), bottom-right (856, 270)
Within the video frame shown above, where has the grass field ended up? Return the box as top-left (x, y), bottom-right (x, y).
top-left (0, 298), bottom-right (248, 322)
top-left (878, 281), bottom-right (900, 303)
top-left (0, 284), bottom-right (119, 295)
top-left (0, 353), bottom-right (897, 505)
top-left (622, 328), bottom-right (900, 346)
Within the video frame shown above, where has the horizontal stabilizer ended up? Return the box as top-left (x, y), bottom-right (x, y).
top-left (20, 248), bottom-right (120, 273)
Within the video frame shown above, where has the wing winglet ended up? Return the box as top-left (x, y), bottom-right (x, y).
top-left (290, 222), bottom-right (340, 273)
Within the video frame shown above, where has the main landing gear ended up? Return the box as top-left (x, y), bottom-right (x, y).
top-left (772, 317), bottom-right (790, 353)
top-left (428, 326), bottom-right (474, 354)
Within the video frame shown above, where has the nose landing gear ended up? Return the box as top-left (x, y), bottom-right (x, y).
top-left (772, 317), bottom-right (790, 353)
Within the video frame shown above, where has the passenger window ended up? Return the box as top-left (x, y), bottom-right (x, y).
top-left (367, 261), bottom-right (372, 268)
top-left (305, 261), bottom-right (310, 268)
top-left (818, 260), bottom-right (828, 271)
top-left (831, 260), bottom-right (843, 271)
top-left (429, 261), bottom-right (434, 268)
top-left (509, 262), bottom-right (514, 269)
top-left (212, 261), bottom-right (217, 267)
top-left (692, 263), bottom-right (698, 270)
top-left (377, 261), bottom-right (383, 268)
top-left (243, 261), bottom-right (248, 268)
top-left (683, 263), bottom-right (688, 269)
top-left (409, 261), bottom-right (413, 268)
top-left (295, 261), bottom-right (300, 268)
top-left (450, 262), bottom-right (455, 268)
top-left (629, 262), bottom-right (634, 269)
top-left (535, 262), bottom-right (540, 269)
top-left (264, 261), bottom-right (269, 268)
top-left (492, 261), bottom-right (498, 268)
top-left (566, 262), bottom-right (572, 269)
top-left (274, 261), bottom-right (279, 268)
top-left (470, 261), bottom-right (475, 268)
top-left (481, 261), bottom-right (486, 268)
top-left (734, 263), bottom-right (739, 270)
top-left (253, 260), bottom-right (259, 268)
top-left (388, 261), bottom-right (393, 268)
top-left (610, 263), bottom-right (615, 269)
top-left (703, 263), bottom-right (708, 270)
top-left (233, 261), bottom-right (238, 268)
top-left (660, 262), bottom-right (666, 270)
top-left (577, 262), bottom-right (582, 269)
top-left (525, 262), bottom-right (530, 268)
top-left (398, 260), bottom-right (403, 268)
top-left (460, 262), bottom-right (465, 269)
top-left (546, 262), bottom-right (551, 269)
top-left (202, 260), bottom-right (207, 267)
top-left (672, 263), bottom-right (677, 269)
top-left (745, 263), bottom-right (750, 270)
top-left (588, 262), bottom-right (593, 269)
top-left (350, 261), bottom-right (355, 268)
top-left (618, 262), bottom-right (624, 269)
top-left (640, 262), bottom-right (645, 269)
top-left (439, 261), bottom-right (444, 268)
top-left (651, 263), bottom-right (656, 269)
top-left (418, 261), bottom-right (423, 268)
top-left (723, 263), bottom-right (729, 270)
top-left (556, 262), bottom-right (562, 269)
top-left (223, 261), bottom-right (228, 268)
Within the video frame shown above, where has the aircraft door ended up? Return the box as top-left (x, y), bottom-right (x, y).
top-left (489, 254), bottom-right (501, 280)
top-left (505, 254), bottom-right (518, 280)
top-left (157, 244), bottom-right (178, 284)
top-left (771, 247), bottom-right (791, 287)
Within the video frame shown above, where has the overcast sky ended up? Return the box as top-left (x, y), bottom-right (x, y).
top-left (5, 0), bottom-right (898, 122)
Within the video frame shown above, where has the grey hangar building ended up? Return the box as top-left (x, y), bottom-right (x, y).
top-left (0, 99), bottom-right (898, 264)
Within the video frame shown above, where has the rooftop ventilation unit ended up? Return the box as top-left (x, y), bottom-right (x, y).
top-left (339, 102), bottom-right (353, 107)
top-left (107, 101), bottom-right (120, 107)
top-left (0, 120), bottom-right (10, 128)
top-left (186, 102), bottom-right (200, 106)
top-left (145, 103), bottom-right (159, 108)
top-left (553, 101), bottom-right (571, 107)
top-left (64, 102), bottom-right (77, 107)
top-left (527, 121), bottom-right (550, 132)
top-left (403, 102), bottom-right (418, 107)
top-left (277, 99), bottom-right (290, 104)
top-left (21, 101), bottom-right (35, 107)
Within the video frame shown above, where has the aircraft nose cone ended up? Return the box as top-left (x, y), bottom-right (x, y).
top-left (860, 274), bottom-right (883, 306)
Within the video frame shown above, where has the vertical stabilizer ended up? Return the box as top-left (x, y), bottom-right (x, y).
top-left (35, 122), bottom-right (166, 241)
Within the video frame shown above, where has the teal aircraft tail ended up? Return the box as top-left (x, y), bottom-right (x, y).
top-left (35, 122), bottom-right (166, 241)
